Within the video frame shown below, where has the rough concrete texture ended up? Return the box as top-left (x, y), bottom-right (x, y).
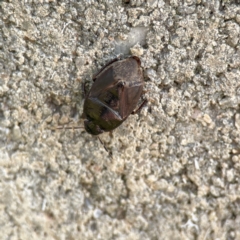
top-left (0, 0), bottom-right (240, 239)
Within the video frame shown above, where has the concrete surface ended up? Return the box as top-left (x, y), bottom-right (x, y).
top-left (0, 0), bottom-right (240, 239)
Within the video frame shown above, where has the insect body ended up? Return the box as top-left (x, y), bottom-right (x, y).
top-left (83, 56), bottom-right (145, 135)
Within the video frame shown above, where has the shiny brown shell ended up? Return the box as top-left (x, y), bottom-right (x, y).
top-left (83, 56), bottom-right (144, 135)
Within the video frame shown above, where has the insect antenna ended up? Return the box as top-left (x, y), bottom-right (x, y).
top-left (56, 126), bottom-right (84, 130)
top-left (51, 125), bottom-right (84, 131)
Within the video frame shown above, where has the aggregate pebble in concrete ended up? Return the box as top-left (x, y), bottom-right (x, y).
top-left (1, 0), bottom-right (240, 239)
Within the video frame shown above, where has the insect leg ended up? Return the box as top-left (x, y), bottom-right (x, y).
top-left (98, 136), bottom-right (113, 158)
top-left (131, 99), bottom-right (148, 114)
top-left (82, 82), bottom-right (91, 98)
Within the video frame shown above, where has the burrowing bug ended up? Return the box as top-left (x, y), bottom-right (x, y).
top-left (83, 56), bottom-right (146, 135)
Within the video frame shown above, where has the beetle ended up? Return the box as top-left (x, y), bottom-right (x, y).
top-left (83, 56), bottom-right (146, 135)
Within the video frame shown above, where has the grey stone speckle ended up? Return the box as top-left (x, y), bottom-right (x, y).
top-left (1, 0), bottom-right (240, 239)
